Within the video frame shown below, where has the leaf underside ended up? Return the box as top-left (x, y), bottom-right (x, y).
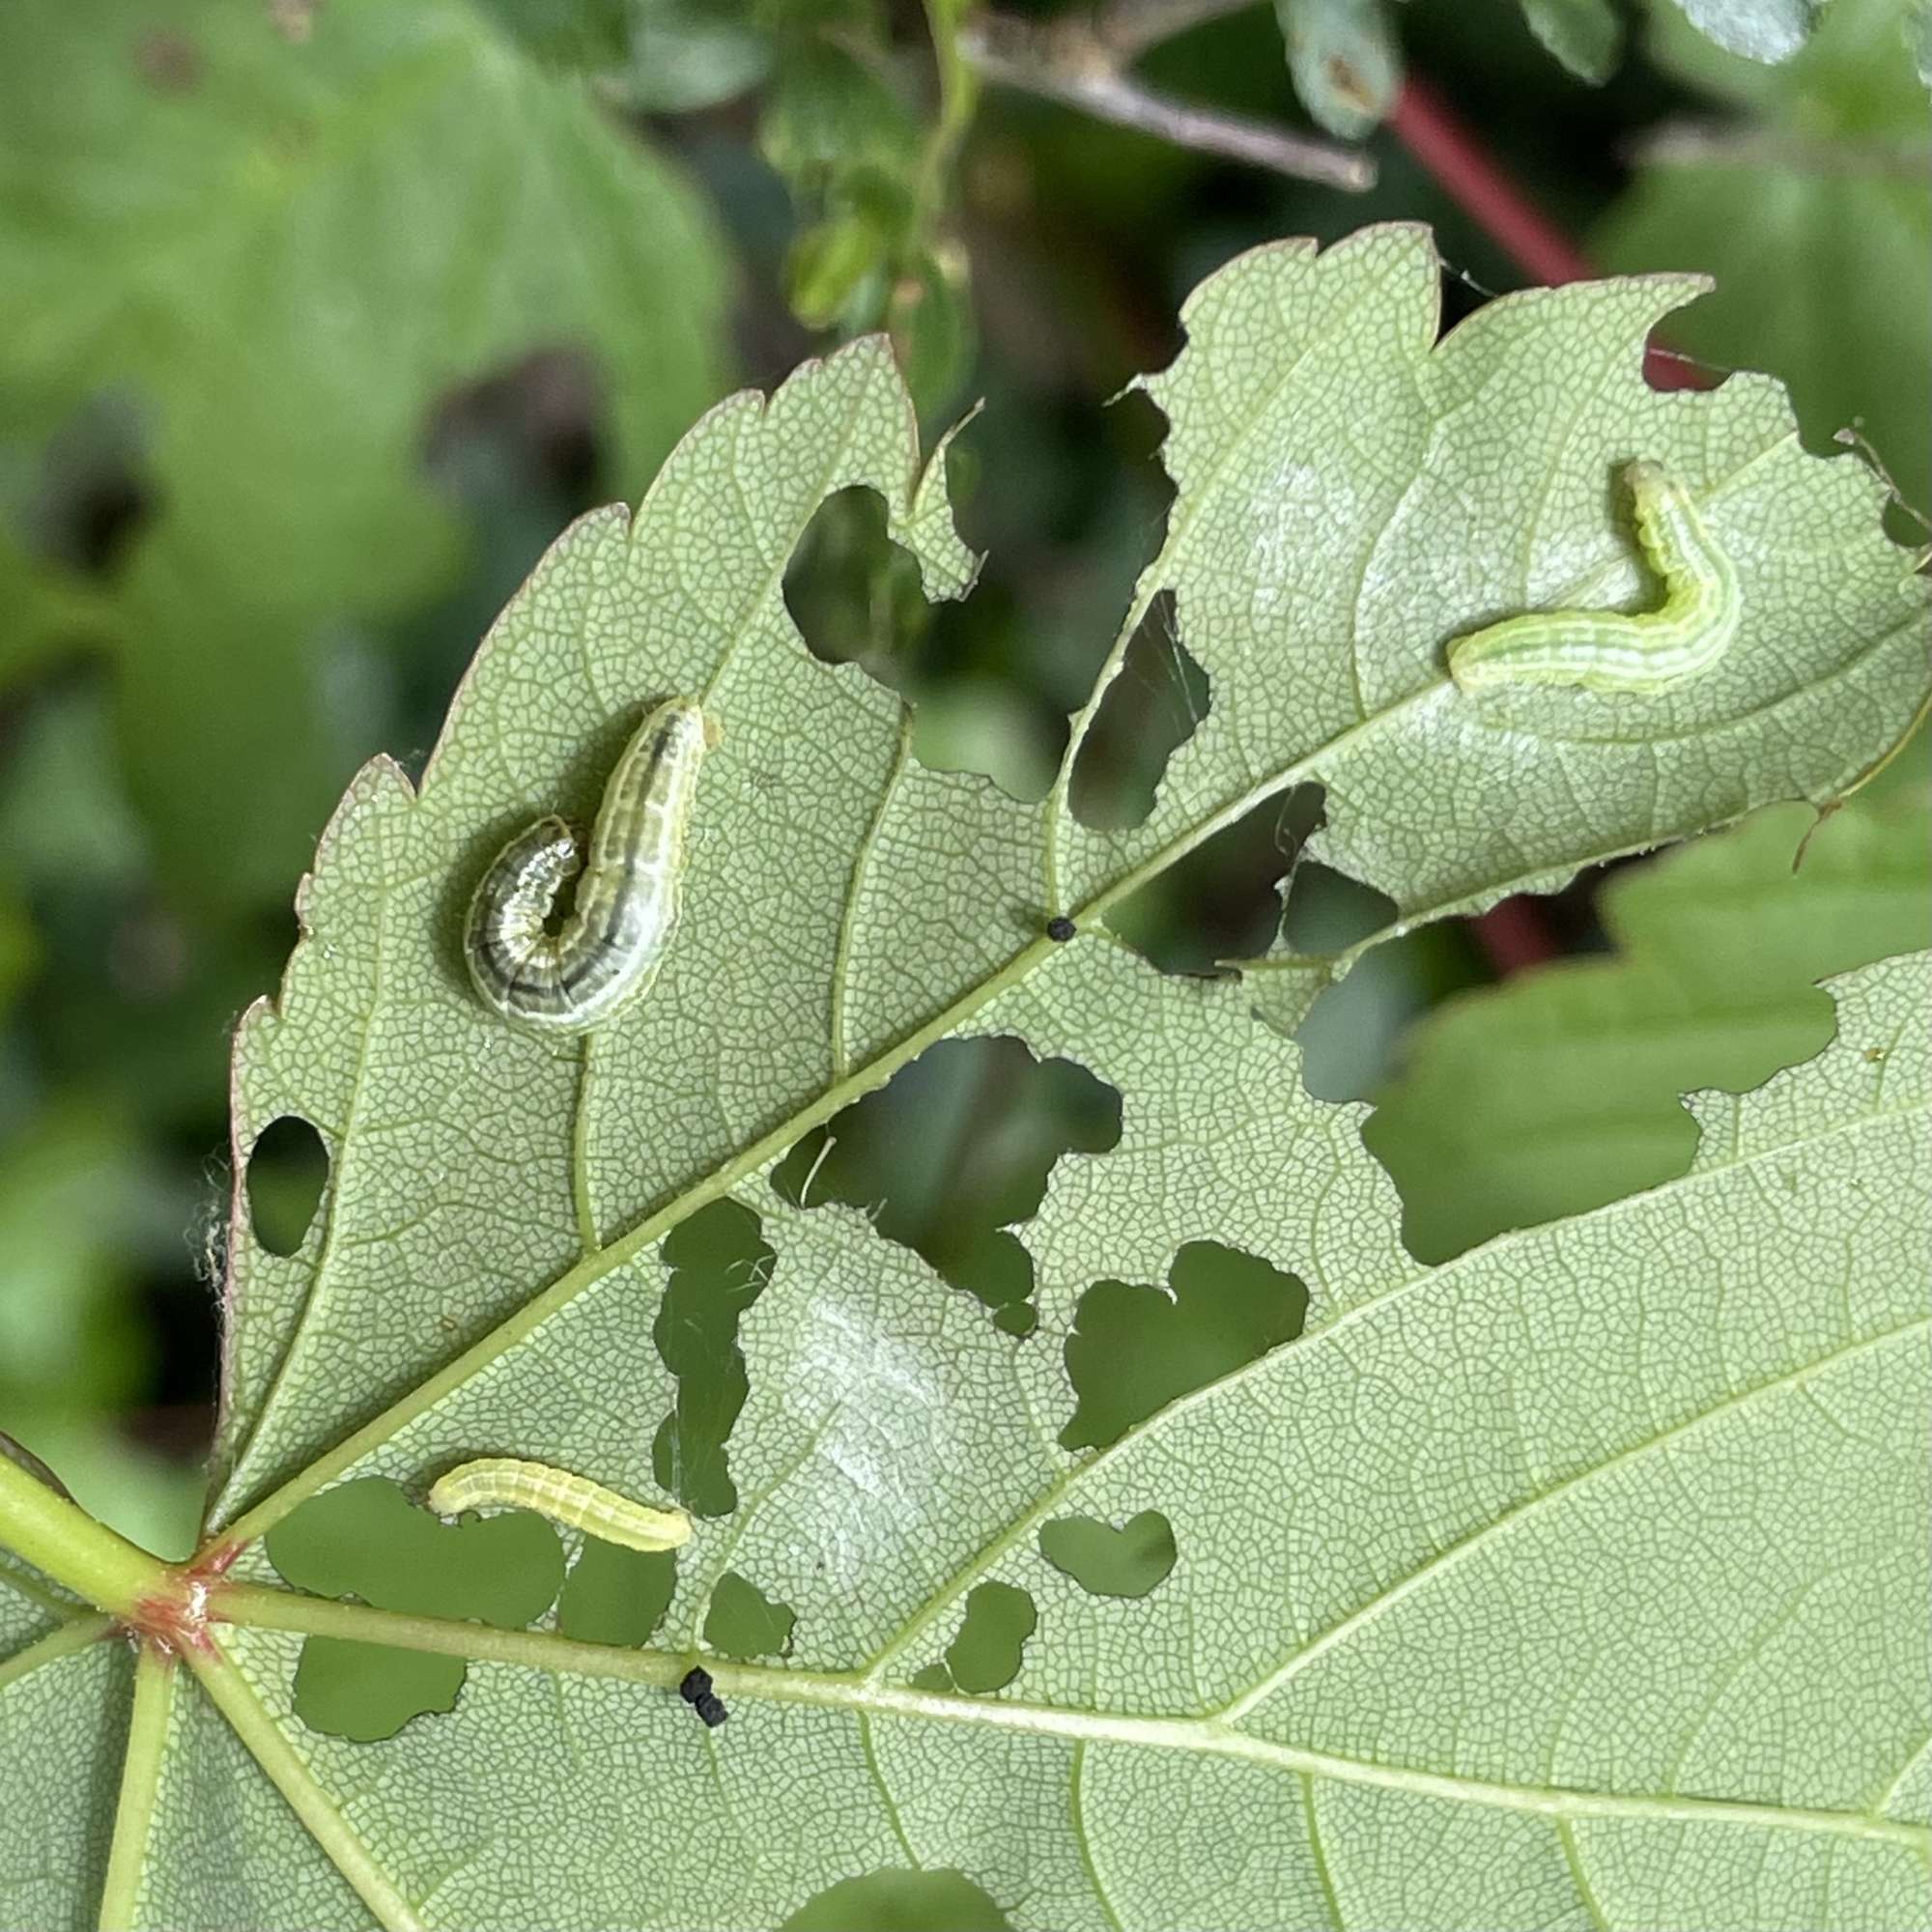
top-left (4, 224), bottom-right (1929, 1929)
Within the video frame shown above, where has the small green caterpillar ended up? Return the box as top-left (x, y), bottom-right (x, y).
top-left (1447, 462), bottom-right (1742, 696)
top-left (427, 1459), bottom-right (693, 1553)
top-left (465, 696), bottom-right (719, 1034)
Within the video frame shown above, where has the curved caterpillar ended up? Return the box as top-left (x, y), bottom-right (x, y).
top-left (426, 1458), bottom-right (694, 1553)
top-left (466, 696), bottom-right (719, 1033)
top-left (1448, 462), bottom-right (1742, 696)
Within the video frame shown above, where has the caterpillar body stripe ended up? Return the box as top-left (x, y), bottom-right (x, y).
top-left (466, 696), bottom-right (719, 1033)
top-left (1448, 463), bottom-right (1742, 696)
top-left (426, 1458), bottom-right (694, 1553)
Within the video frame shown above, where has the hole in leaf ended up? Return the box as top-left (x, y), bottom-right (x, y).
top-left (780, 1869), bottom-right (1015, 1932)
top-left (784, 485), bottom-right (933, 684)
top-left (703, 1571), bottom-right (795, 1659)
top-left (651, 1199), bottom-right (776, 1519)
top-left (1280, 859), bottom-right (1458, 1103)
top-left (1068, 590), bottom-right (1207, 831)
top-left (1278, 855), bottom-right (1398, 956)
top-left (266, 1478), bottom-right (563, 1740)
top-left (1107, 782), bottom-right (1322, 977)
top-left (244, 1115), bottom-right (328, 1257)
top-left (556, 1541), bottom-right (678, 1649)
top-left (910, 1580), bottom-right (1037, 1694)
top-left (1061, 1240), bottom-right (1308, 1451)
top-left (773, 1037), bottom-right (1120, 1332)
top-left (783, 485), bottom-right (1065, 801)
top-left (1037, 1509), bottom-right (1177, 1600)
top-left (292, 1641), bottom-right (468, 1744)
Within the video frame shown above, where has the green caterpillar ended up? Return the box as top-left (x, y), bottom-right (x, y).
top-left (465, 696), bottom-right (719, 1033)
top-left (1448, 462), bottom-right (1742, 696)
top-left (427, 1459), bottom-right (693, 1553)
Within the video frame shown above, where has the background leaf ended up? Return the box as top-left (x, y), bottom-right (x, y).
top-left (0, 0), bottom-right (727, 908)
top-left (1601, 0), bottom-right (1932, 513)
top-left (1365, 767), bottom-right (1932, 1260)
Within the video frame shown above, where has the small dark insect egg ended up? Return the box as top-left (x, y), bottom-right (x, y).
top-left (695, 1692), bottom-right (729, 1728)
top-left (1046, 916), bottom-right (1077, 943)
top-left (678, 1667), bottom-right (713, 1704)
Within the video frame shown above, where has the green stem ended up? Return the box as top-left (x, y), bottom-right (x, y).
top-left (215, 1579), bottom-right (692, 1689)
top-left (0, 1454), bottom-right (168, 1617)
top-left (98, 1648), bottom-right (178, 1932)
top-left (914, 0), bottom-right (980, 233)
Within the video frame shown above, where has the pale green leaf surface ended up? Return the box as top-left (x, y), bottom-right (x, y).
top-left (32, 245), bottom-right (1930, 1923)
top-left (1667, 0), bottom-right (1827, 62)
top-left (0, 0), bottom-right (726, 904)
top-left (211, 340), bottom-right (976, 1519)
top-left (185, 956), bottom-right (1932, 1928)
top-left (213, 234), bottom-right (1930, 1535)
top-left (0, 1636), bottom-right (128, 1931)
top-left (1050, 227), bottom-right (1929, 938)
top-left (1366, 779), bottom-right (1932, 1260)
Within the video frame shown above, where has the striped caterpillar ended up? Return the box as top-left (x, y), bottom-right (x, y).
top-left (1448, 462), bottom-right (1742, 696)
top-left (465, 696), bottom-right (719, 1033)
top-left (426, 1459), bottom-right (693, 1553)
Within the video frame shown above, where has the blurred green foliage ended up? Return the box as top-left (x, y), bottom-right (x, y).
top-left (0, 0), bottom-right (726, 904)
top-left (1368, 768), bottom-right (1932, 1263)
top-left (1, 0), bottom-right (1925, 1570)
top-left (1601, 0), bottom-right (1932, 511)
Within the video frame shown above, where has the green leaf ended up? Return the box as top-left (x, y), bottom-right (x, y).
top-left (1063, 228), bottom-right (1927, 954)
top-left (1274, 0), bottom-right (1403, 138)
top-left (626, 1), bottom-right (772, 110)
top-left (888, 247), bottom-right (979, 418)
top-left (1521, 0), bottom-right (1625, 79)
top-left (1600, 0), bottom-right (1932, 513)
top-left (52, 952), bottom-right (1929, 1923)
top-left (6, 233), bottom-right (1931, 1924)
top-left (759, 36), bottom-right (923, 203)
top-left (786, 213), bottom-right (894, 330)
top-left (470, 0), bottom-right (631, 68)
top-left (0, 0), bottom-right (727, 908)
top-left (1365, 775), bottom-right (1932, 1261)
top-left (1667, 0), bottom-right (1828, 63)
top-left (200, 232), bottom-right (1930, 1520)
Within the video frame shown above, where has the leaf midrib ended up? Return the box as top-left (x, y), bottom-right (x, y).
top-left (206, 1581), bottom-right (1931, 1856)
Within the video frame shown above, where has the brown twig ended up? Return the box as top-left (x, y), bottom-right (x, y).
top-left (960, 10), bottom-right (1376, 191)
